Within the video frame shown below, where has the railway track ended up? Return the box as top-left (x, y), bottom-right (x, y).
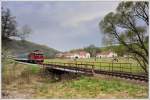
top-left (15, 59), bottom-right (148, 82)
top-left (44, 63), bottom-right (148, 82)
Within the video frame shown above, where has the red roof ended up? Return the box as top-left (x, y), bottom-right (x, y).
top-left (78, 51), bottom-right (88, 56)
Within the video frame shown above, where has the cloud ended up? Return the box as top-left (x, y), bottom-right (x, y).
top-left (61, 12), bottom-right (101, 27)
top-left (59, 1), bottom-right (119, 27)
top-left (2, 1), bottom-right (120, 51)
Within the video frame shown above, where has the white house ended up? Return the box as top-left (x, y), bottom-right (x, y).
top-left (78, 51), bottom-right (90, 58)
top-left (68, 53), bottom-right (80, 59)
top-left (55, 51), bottom-right (90, 59)
top-left (96, 51), bottom-right (117, 58)
top-left (55, 53), bottom-right (64, 58)
top-left (68, 51), bottom-right (90, 59)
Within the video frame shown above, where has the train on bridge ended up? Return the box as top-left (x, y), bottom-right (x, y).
top-left (28, 50), bottom-right (44, 63)
top-left (15, 50), bottom-right (44, 64)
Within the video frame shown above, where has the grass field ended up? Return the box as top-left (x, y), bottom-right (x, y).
top-left (2, 60), bottom-right (148, 99)
top-left (44, 57), bottom-right (145, 74)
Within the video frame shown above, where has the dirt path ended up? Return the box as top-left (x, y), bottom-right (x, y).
top-left (2, 90), bottom-right (32, 99)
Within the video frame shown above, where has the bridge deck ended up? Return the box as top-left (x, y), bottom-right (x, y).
top-left (42, 63), bottom-right (148, 82)
top-left (15, 60), bottom-right (148, 82)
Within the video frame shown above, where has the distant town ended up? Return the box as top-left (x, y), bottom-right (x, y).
top-left (55, 50), bottom-right (117, 59)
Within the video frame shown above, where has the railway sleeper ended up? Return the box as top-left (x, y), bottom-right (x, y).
top-left (141, 79), bottom-right (148, 82)
top-left (106, 72), bottom-right (113, 76)
top-left (114, 74), bottom-right (129, 78)
top-left (102, 71), bottom-right (108, 74)
top-left (112, 73), bottom-right (121, 76)
top-left (106, 72), bottom-right (113, 75)
top-left (133, 77), bottom-right (143, 80)
top-left (90, 70), bottom-right (148, 82)
top-left (138, 77), bottom-right (148, 80)
top-left (101, 71), bottom-right (109, 74)
top-left (133, 75), bottom-right (148, 79)
top-left (121, 74), bottom-right (132, 77)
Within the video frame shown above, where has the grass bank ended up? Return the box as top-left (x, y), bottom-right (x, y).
top-left (2, 60), bottom-right (148, 99)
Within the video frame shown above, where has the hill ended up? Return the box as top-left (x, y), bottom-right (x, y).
top-left (2, 38), bottom-right (59, 58)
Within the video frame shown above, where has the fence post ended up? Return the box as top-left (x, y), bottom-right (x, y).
top-left (130, 63), bottom-right (132, 74)
top-left (100, 62), bottom-right (101, 71)
top-left (92, 65), bottom-right (95, 76)
top-left (109, 63), bottom-right (110, 72)
top-left (112, 62), bottom-right (113, 72)
top-left (64, 62), bottom-right (65, 66)
top-left (120, 63), bottom-right (122, 72)
top-left (76, 62), bottom-right (78, 74)
top-left (137, 63), bottom-right (139, 74)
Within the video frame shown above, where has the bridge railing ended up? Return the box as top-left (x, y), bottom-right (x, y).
top-left (76, 61), bottom-right (145, 75)
top-left (46, 61), bottom-right (145, 75)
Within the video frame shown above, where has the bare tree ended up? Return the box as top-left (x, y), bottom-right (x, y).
top-left (2, 7), bottom-right (18, 39)
top-left (19, 25), bottom-right (32, 40)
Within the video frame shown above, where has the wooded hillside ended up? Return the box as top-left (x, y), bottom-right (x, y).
top-left (2, 38), bottom-right (59, 58)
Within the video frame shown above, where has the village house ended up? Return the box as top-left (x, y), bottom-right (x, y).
top-left (55, 51), bottom-right (90, 59)
top-left (55, 52), bottom-right (71, 58)
top-left (96, 51), bottom-right (117, 58)
top-left (76, 51), bottom-right (90, 58)
top-left (55, 53), bottom-right (64, 58)
top-left (64, 52), bottom-right (79, 59)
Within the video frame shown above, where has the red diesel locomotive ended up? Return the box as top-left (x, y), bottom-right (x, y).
top-left (28, 50), bottom-right (44, 63)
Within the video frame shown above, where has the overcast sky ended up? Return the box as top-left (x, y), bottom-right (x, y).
top-left (2, 1), bottom-right (120, 52)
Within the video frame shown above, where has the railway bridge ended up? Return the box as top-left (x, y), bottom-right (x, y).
top-left (15, 59), bottom-right (148, 82)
